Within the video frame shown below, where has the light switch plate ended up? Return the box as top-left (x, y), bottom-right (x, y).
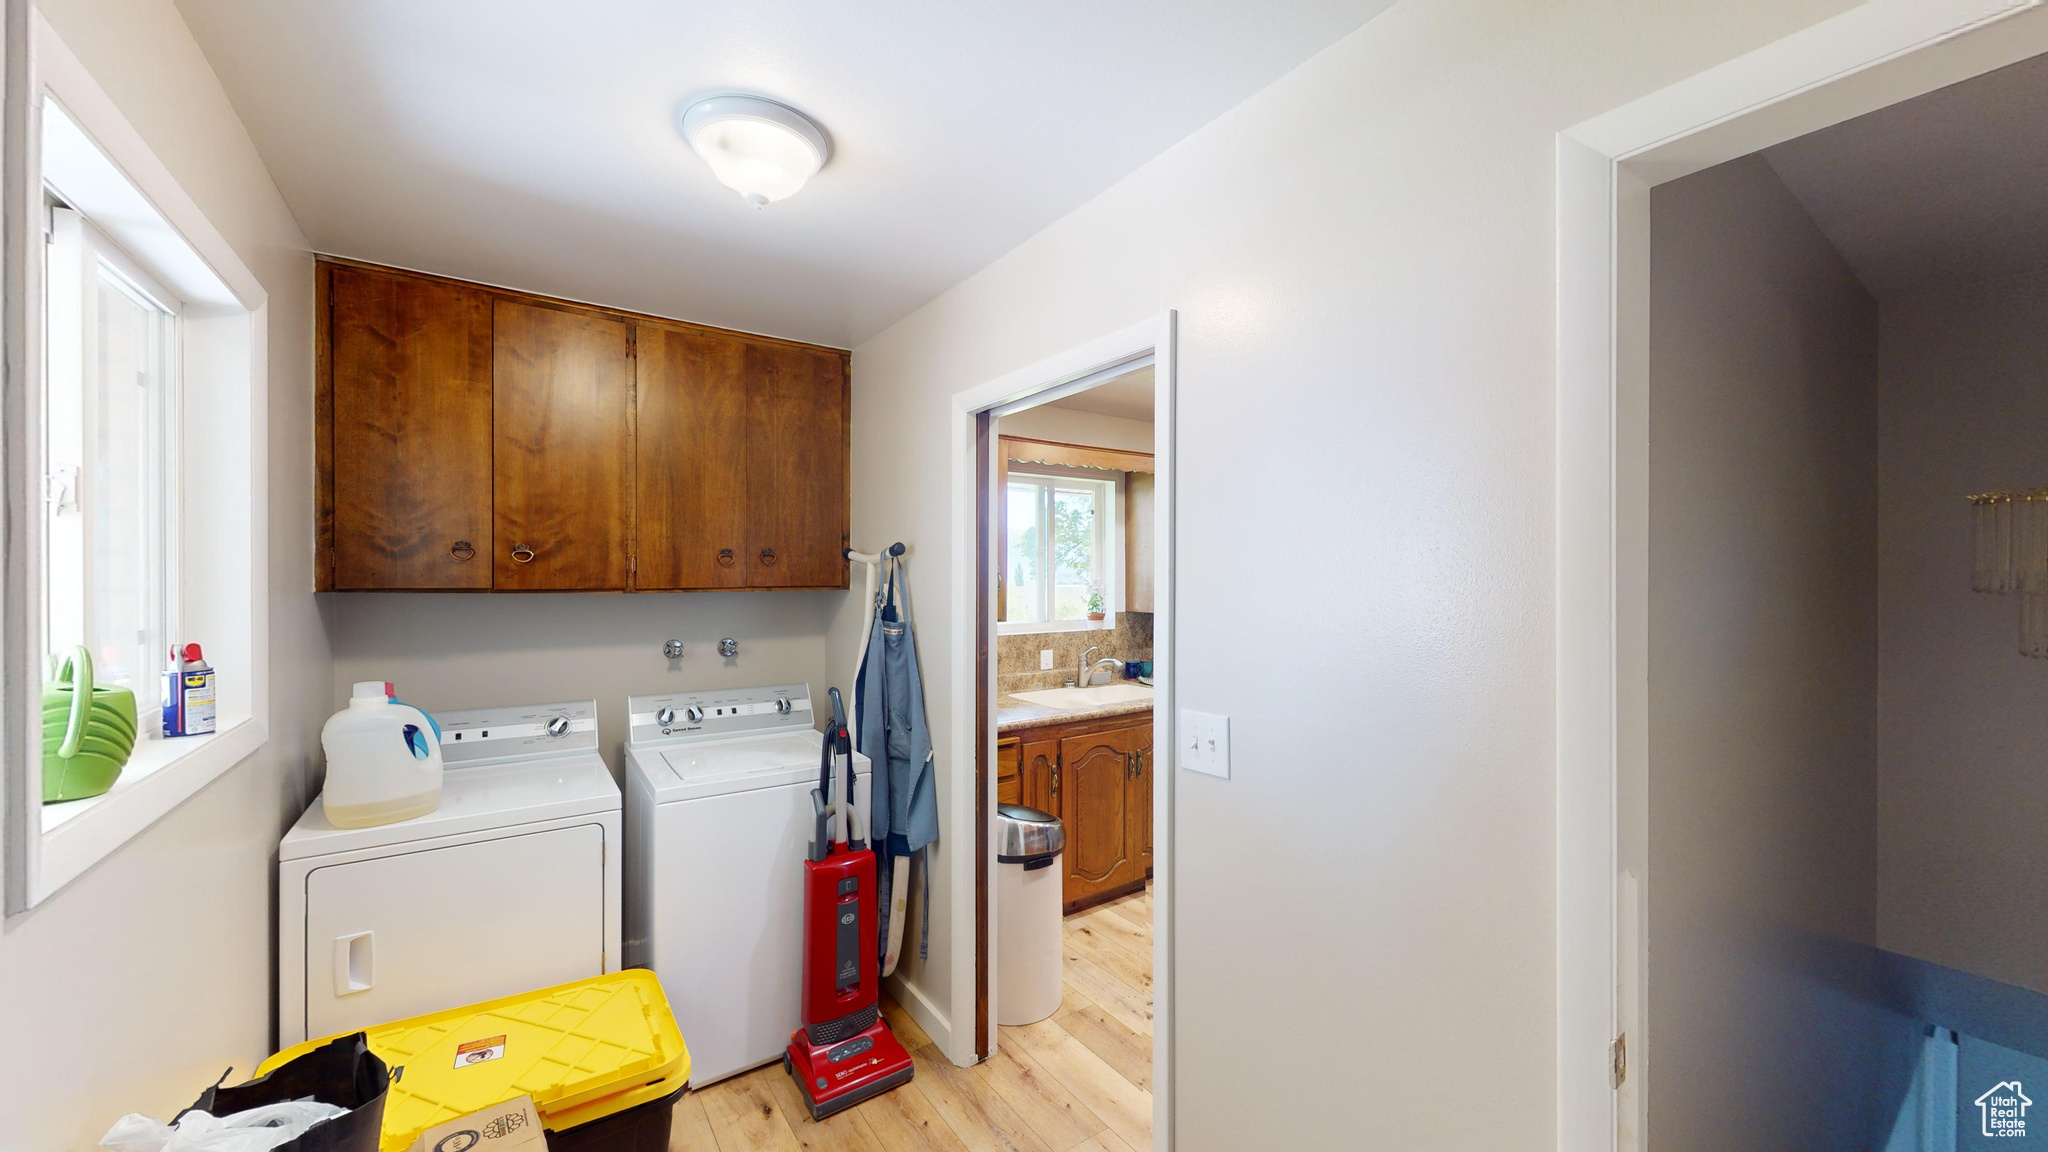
top-left (1179, 709), bottom-right (1230, 779)
top-left (1040, 649), bottom-right (1055, 670)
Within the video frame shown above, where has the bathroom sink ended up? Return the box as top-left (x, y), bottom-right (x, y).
top-left (1009, 683), bottom-right (1154, 710)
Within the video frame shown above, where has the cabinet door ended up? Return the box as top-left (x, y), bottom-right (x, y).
top-left (492, 301), bottom-right (631, 589)
top-left (1020, 738), bottom-right (1059, 816)
top-left (1131, 722), bottom-right (1153, 875)
top-left (635, 325), bottom-right (748, 589)
top-left (327, 265), bottom-right (493, 589)
top-left (302, 825), bottom-right (605, 1040)
top-left (1125, 471), bottom-right (1155, 612)
top-left (997, 737), bottom-right (1022, 806)
top-left (1059, 726), bottom-right (1139, 908)
top-left (746, 344), bottom-right (848, 588)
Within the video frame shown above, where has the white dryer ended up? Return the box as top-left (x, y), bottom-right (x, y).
top-left (279, 699), bottom-right (620, 1046)
top-left (625, 683), bottom-right (871, 1086)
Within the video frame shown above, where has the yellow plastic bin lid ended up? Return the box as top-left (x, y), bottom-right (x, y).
top-left (261, 970), bottom-right (689, 1152)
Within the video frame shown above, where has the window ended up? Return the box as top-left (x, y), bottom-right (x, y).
top-left (1005, 469), bottom-right (1118, 626)
top-left (43, 205), bottom-right (179, 705)
top-left (8, 36), bottom-right (269, 912)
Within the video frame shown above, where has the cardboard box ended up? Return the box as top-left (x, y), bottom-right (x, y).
top-left (408, 1095), bottom-right (545, 1152)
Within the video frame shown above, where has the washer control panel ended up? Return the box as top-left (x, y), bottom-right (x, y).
top-left (626, 683), bottom-right (814, 744)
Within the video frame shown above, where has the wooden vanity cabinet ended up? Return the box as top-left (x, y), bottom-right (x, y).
top-left (1059, 724), bottom-right (1144, 908)
top-left (317, 258), bottom-right (850, 592)
top-left (997, 737), bottom-right (1022, 805)
top-left (1132, 722), bottom-right (1153, 877)
top-left (1000, 710), bottom-right (1150, 912)
top-left (322, 263), bottom-right (494, 590)
top-left (1020, 738), bottom-right (1059, 816)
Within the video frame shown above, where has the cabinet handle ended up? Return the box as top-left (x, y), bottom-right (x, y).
top-left (449, 540), bottom-right (475, 562)
top-left (717, 548), bottom-right (736, 568)
top-left (510, 544), bottom-right (536, 564)
top-left (759, 548), bottom-right (778, 567)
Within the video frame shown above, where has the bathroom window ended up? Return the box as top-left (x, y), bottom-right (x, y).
top-left (43, 203), bottom-right (180, 704)
top-left (1004, 469), bottom-right (1118, 627)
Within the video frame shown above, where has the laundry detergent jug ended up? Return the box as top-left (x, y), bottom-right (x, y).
top-left (320, 681), bottom-right (444, 828)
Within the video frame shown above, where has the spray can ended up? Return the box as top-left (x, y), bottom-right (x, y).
top-left (162, 643), bottom-right (217, 737)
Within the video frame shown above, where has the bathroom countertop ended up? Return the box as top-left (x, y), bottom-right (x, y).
top-left (996, 687), bottom-right (1154, 734)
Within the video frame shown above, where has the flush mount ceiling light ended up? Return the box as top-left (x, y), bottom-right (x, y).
top-left (677, 94), bottom-right (831, 208)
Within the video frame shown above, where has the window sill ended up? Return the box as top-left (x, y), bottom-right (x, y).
top-left (998, 618), bottom-right (1119, 636)
top-left (34, 715), bottom-right (265, 903)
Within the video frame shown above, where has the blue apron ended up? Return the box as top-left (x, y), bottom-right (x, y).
top-left (855, 553), bottom-right (938, 958)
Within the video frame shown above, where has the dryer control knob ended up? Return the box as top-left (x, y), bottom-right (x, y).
top-left (685, 704), bottom-right (705, 723)
top-left (546, 715), bottom-right (571, 738)
top-left (775, 696), bottom-right (792, 715)
top-left (656, 706), bottom-right (676, 726)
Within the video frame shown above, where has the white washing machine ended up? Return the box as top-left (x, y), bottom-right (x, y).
top-left (625, 683), bottom-right (871, 1086)
top-left (279, 699), bottom-right (620, 1046)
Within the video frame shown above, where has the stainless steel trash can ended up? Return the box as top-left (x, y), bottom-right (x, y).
top-left (996, 803), bottom-right (1066, 1025)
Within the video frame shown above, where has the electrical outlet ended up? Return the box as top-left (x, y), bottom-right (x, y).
top-left (1040, 649), bottom-right (1054, 670)
top-left (1179, 709), bottom-right (1230, 779)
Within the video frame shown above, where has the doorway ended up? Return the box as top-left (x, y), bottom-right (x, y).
top-left (1559, 4), bottom-right (2048, 1148)
top-left (952, 315), bottom-right (1174, 1151)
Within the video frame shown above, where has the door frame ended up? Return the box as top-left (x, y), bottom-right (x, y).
top-left (1555, 1), bottom-right (2048, 1147)
top-left (947, 312), bottom-right (1175, 1146)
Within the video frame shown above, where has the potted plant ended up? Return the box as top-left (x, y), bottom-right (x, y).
top-left (1086, 583), bottom-right (1106, 622)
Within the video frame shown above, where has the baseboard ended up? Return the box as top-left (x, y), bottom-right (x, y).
top-left (885, 971), bottom-right (955, 1061)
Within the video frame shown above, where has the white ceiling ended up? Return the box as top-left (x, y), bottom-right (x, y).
top-left (1046, 364), bottom-right (1154, 422)
top-left (175, 0), bottom-right (1393, 348)
top-left (1764, 50), bottom-right (2048, 302)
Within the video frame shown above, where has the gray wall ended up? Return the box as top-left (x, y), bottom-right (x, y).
top-left (1648, 155), bottom-right (1884, 1150)
top-left (322, 592), bottom-right (844, 773)
top-left (1877, 268), bottom-right (2048, 994)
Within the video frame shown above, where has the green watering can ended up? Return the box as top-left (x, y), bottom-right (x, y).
top-left (43, 646), bottom-right (138, 802)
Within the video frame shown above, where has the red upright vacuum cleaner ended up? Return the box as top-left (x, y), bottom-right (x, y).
top-left (785, 688), bottom-right (915, 1119)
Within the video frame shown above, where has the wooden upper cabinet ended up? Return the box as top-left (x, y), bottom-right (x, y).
top-left (491, 300), bottom-right (632, 590)
top-left (324, 264), bottom-right (493, 589)
top-left (635, 325), bottom-right (749, 589)
top-left (317, 259), bottom-right (849, 592)
top-left (746, 342), bottom-right (849, 588)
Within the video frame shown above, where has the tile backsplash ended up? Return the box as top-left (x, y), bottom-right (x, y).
top-left (997, 612), bottom-right (1153, 692)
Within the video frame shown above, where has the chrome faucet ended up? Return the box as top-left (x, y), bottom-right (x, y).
top-left (1075, 645), bottom-right (1122, 687)
top-left (1073, 646), bottom-right (1098, 688)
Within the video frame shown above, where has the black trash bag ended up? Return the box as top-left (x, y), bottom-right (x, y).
top-left (179, 1033), bottom-right (390, 1152)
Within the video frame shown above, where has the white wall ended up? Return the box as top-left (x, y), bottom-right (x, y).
top-left (1877, 267), bottom-right (2048, 995)
top-left (839, 0), bottom-right (1857, 1142)
top-left (322, 592), bottom-right (839, 773)
top-left (998, 404), bottom-right (1153, 453)
top-left (0, 1), bottom-right (322, 1149)
top-left (1646, 155), bottom-right (1884, 1151)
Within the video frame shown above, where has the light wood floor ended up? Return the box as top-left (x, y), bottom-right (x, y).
top-left (673, 884), bottom-right (1154, 1152)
